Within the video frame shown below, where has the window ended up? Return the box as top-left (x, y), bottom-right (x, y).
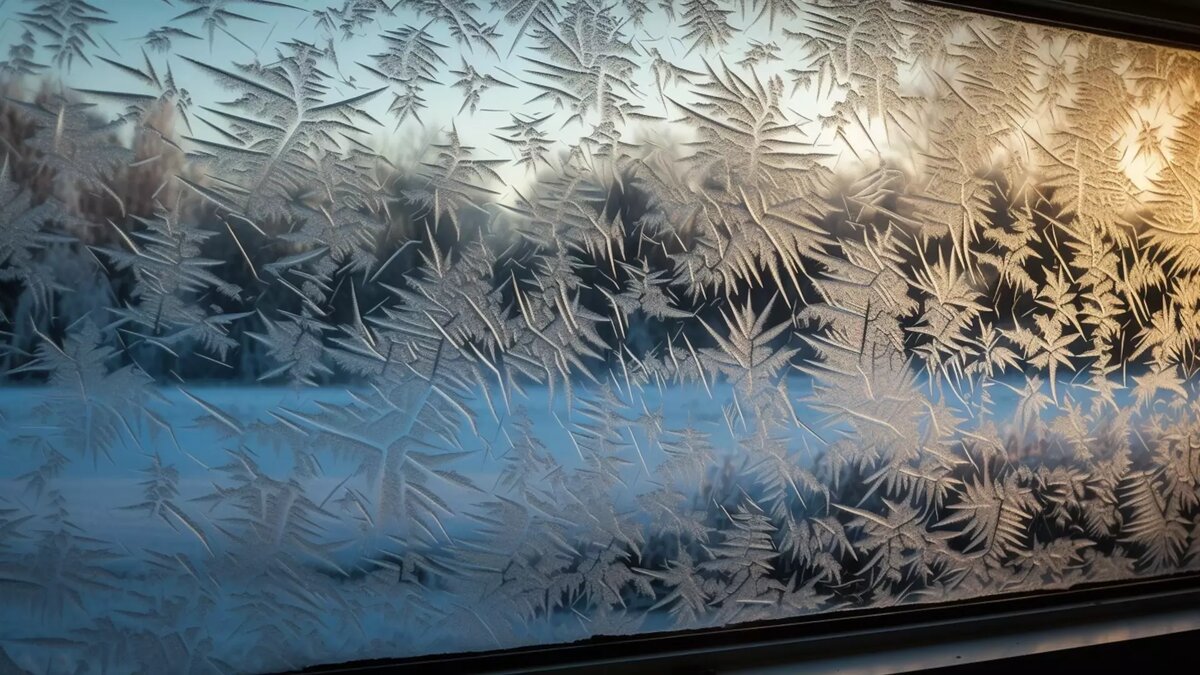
top-left (1, 1), bottom-right (1198, 672)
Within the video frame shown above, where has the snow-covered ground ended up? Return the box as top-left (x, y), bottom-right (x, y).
top-left (0, 380), bottom-right (797, 671)
top-left (0, 375), bottom-right (1150, 672)
top-left (0, 382), bottom-right (752, 540)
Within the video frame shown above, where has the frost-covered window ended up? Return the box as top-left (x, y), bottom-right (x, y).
top-left (1, 0), bottom-right (1199, 671)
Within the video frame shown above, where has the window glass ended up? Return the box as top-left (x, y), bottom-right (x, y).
top-left (1, 0), bottom-right (1199, 671)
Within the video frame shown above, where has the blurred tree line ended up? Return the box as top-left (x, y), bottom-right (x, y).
top-left (0, 71), bottom-right (1171, 386)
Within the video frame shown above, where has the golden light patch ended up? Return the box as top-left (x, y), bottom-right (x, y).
top-left (1118, 101), bottom-right (1184, 191)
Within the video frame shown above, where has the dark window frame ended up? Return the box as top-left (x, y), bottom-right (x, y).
top-left (923, 0), bottom-right (1200, 49)
top-left (298, 572), bottom-right (1200, 673)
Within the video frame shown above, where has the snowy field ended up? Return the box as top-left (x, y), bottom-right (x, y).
top-left (0, 381), bottom-right (802, 544)
top-left (0, 376), bottom-right (1158, 673)
top-left (0, 379), bottom-right (825, 671)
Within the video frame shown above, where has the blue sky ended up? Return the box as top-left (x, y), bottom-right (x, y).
top-left (0, 0), bottom-right (859, 195)
top-left (0, 1), bottom-right (1149, 198)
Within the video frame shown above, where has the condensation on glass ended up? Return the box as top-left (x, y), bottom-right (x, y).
top-left (0, 0), bottom-right (1198, 671)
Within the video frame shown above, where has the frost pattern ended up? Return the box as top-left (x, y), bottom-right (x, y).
top-left (2, 0), bottom-right (1200, 671)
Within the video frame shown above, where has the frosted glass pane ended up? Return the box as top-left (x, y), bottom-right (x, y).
top-left (1, 0), bottom-right (1199, 671)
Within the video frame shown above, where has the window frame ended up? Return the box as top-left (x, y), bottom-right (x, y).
top-left (297, 572), bottom-right (1200, 673)
top-left (924, 0), bottom-right (1200, 49)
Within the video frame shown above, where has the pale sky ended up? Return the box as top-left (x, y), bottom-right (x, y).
top-left (0, 0), bottom-right (863, 197)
